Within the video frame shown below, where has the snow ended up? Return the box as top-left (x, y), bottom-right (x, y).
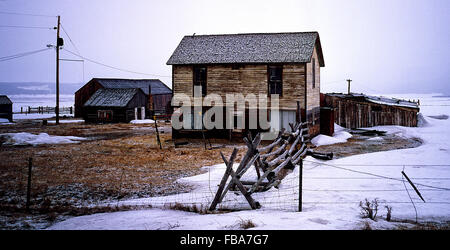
top-left (311, 126), bottom-right (352, 146)
top-left (0, 118), bottom-right (13, 125)
top-left (1, 132), bottom-right (87, 146)
top-left (13, 113), bottom-right (74, 120)
top-left (48, 119), bottom-right (84, 124)
top-left (130, 119), bottom-right (155, 124)
top-left (367, 136), bottom-right (384, 141)
top-left (48, 94), bottom-right (450, 230)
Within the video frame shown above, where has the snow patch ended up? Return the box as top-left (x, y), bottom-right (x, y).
top-left (367, 136), bottom-right (384, 141)
top-left (0, 132), bottom-right (87, 146)
top-left (311, 127), bottom-right (353, 146)
top-left (48, 119), bottom-right (84, 124)
top-left (130, 119), bottom-right (155, 124)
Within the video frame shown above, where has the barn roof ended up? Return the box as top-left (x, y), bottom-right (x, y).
top-left (84, 88), bottom-right (142, 107)
top-left (0, 95), bottom-right (12, 105)
top-left (167, 32), bottom-right (324, 66)
top-left (93, 78), bottom-right (172, 95)
top-left (326, 93), bottom-right (420, 109)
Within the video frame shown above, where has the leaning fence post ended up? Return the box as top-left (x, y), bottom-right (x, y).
top-left (26, 157), bottom-right (33, 211)
top-left (298, 158), bottom-right (303, 212)
top-left (154, 115), bottom-right (162, 149)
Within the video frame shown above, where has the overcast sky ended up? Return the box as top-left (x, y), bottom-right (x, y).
top-left (0, 0), bottom-right (449, 94)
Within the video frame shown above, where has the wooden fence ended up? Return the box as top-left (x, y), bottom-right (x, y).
top-left (17, 106), bottom-right (73, 115)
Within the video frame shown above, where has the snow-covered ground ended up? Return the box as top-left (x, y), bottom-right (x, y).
top-left (130, 119), bottom-right (155, 124)
top-left (13, 113), bottom-right (75, 121)
top-left (48, 94), bottom-right (450, 230)
top-left (1, 132), bottom-right (87, 146)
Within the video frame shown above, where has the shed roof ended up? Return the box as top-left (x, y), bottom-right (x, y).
top-left (93, 78), bottom-right (172, 95)
top-left (167, 32), bottom-right (324, 66)
top-left (0, 95), bottom-right (12, 105)
top-left (326, 93), bottom-right (420, 109)
top-left (84, 88), bottom-right (142, 107)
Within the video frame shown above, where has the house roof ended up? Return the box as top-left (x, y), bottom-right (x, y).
top-left (326, 93), bottom-right (420, 109)
top-left (0, 95), bottom-right (12, 105)
top-left (167, 32), bottom-right (324, 66)
top-left (92, 78), bottom-right (172, 95)
top-left (84, 88), bottom-right (142, 107)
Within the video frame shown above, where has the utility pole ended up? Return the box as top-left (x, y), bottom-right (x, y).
top-left (346, 79), bottom-right (352, 95)
top-left (55, 15), bottom-right (61, 125)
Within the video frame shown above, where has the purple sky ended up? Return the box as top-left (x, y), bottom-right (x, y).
top-left (0, 0), bottom-right (449, 94)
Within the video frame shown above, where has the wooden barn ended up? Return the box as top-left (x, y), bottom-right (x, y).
top-left (0, 95), bottom-right (13, 122)
top-left (75, 78), bottom-right (173, 119)
top-left (167, 32), bottom-right (325, 138)
top-left (83, 88), bottom-right (147, 123)
top-left (321, 93), bottom-right (420, 130)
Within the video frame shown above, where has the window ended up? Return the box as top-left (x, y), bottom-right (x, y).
top-left (268, 65), bottom-right (283, 96)
top-left (98, 110), bottom-right (113, 121)
top-left (312, 58), bottom-right (316, 89)
top-left (193, 66), bottom-right (207, 97)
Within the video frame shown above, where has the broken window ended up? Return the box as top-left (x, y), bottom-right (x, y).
top-left (268, 65), bottom-right (283, 96)
top-left (193, 66), bottom-right (207, 97)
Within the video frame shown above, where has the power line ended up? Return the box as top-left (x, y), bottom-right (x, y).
top-left (0, 25), bottom-right (54, 30)
top-left (0, 11), bottom-right (56, 18)
top-left (0, 48), bottom-right (52, 62)
top-left (63, 48), bottom-right (171, 78)
top-left (60, 23), bottom-right (81, 55)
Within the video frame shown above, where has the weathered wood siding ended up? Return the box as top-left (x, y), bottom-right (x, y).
top-left (172, 64), bottom-right (307, 110)
top-left (305, 46), bottom-right (321, 135)
top-left (0, 104), bottom-right (13, 122)
top-left (74, 79), bottom-right (103, 118)
top-left (323, 95), bottom-right (419, 128)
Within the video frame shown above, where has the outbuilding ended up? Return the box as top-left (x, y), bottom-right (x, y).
top-left (75, 78), bottom-right (173, 119)
top-left (0, 95), bottom-right (13, 122)
top-left (321, 93), bottom-right (420, 133)
top-left (83, 88), bottom-right (148, 123)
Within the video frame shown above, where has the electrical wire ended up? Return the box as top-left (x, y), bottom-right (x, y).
top-left (60, 23), bottom-right (81, 55)
top-left (303, 159), bottom-right (450, 191)
top-left (0, 48), bottom-right (52, 62)
top-left (63, 48), bottom-right (171, 78)
top-left (0, 25), bottom-right (54, 30)
top-left (0, 11), bottom-right (56, 18)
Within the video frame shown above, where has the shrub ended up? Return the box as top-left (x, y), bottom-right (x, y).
top-left (385, 205), bottom-right (393, 222)
top-left (238, 218), bottom-right (256, 229)
top-left (359, 198), bottom-right (379, 221)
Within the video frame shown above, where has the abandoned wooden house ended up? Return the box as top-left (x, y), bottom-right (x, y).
top-left (75, 78), bottom-right (173, 122)
top-left (83, 88), bottom-right (147, 123)
top-left (0, 95), bottom-right (13, 122)
top-left (167, 32), bottom-right (324, 138)
top-left (321, 93), bottom-right (420, 132)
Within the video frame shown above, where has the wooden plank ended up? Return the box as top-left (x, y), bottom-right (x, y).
top-left (209, 148), bottom-right (238, 211)
top-left (218, 153), bottom-right (260, 203)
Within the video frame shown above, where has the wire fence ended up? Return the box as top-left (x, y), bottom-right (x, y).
top-left (4, 158), bottom-right (450, 223)
top-left (109, 160), bottom-right (450, 222)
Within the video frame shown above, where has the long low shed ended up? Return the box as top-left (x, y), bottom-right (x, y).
top-left (321, 93), bottom-right (420, 129)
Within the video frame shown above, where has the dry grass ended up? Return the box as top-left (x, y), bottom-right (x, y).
top-left (238, 218), bottom-right (256, 229)
top-left (0, 121), bottom-right (248, 210)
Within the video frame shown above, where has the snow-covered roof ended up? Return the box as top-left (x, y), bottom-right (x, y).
top-left (167, 32), bottom-right (325, 66)
top-left (0, 95), bottom-right (12, 105)
top-left (91, 78), bottom-right (172, 95)
top-left (84, 88), bottom-right (141, 107)
top-left (326, 93), bottom-right (419, 109)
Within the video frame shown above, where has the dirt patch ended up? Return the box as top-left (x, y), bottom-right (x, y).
top-left (312, 133), bottom-right (422, 159)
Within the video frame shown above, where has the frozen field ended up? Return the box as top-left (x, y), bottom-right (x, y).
top-left (48, 94), bottom-right (450, 230)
